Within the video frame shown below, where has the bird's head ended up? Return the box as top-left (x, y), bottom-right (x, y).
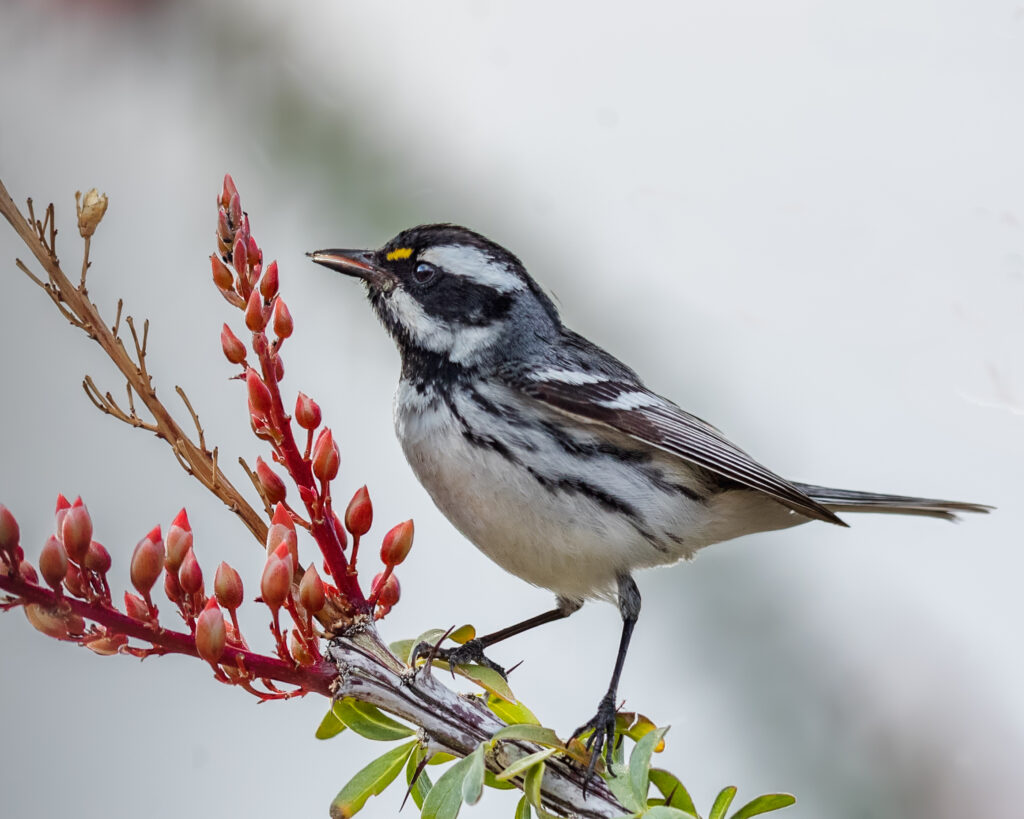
top-left (310, 224), bottom-right (560, 370)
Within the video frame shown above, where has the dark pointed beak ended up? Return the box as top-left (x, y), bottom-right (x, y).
top-left (307, 249), bottom-right (389, 286)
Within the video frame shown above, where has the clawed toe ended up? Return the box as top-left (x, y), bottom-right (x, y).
top-left (410, 637), bottom-right (508, 680)
top-left (571, 693), bottom-right (619, 792)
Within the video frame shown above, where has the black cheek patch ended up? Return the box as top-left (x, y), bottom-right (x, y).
top-left (419, 275), bottom-right (514, 327)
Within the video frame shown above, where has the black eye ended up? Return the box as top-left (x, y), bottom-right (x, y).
top-left (412, 262), bottom-right (437, 284)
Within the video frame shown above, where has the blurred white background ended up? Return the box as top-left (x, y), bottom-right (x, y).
top-left (1, 2), bottom-right (1021, 818)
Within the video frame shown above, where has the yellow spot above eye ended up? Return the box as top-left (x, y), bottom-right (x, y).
top-left (386, 247), bottom-right (413, 261)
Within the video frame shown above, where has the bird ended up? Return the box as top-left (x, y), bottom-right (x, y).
top-left (309, 224), bottom-right (989, 780)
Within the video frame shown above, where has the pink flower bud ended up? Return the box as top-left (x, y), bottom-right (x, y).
top-left (61, 504), bottom-right (93, 564)
top-left (64, 564), bottom-right (85, 597)
top-left (165, 512), bottom-right (194, 573)
top-left (164, 568), bottom-right (184, 605)
top-left (311, 429), bottom-right (340, 482)
top-left (260, 554), bottom-right (292, 610)
top-left (178, 548), bottom-right (204, 596)
top-left (220, 323), bottom-right (246, 364)
top-left (256, 457), bottom-right (287, 505)
top-left (371, 572), bottom-right (400, 608)
top-left (0, 504), bottom-right (19, 558)
top-left (54, 494), bottom-right (71, 537)
top-left (83, 541), bottom-right (111, 574)
top-left (19, 560), bottom-right (38, 585)
top-left (259, 260), bottom-right (279, 300)
top-left (294, 392), bottom-right (321, 431)
top-left (272, 354), bottom-right (284, 382)
top-left (344, 486), bottom-right (373, 537)
top-left (214, 562), bottom-right (244, 611)
top-left (299, 565), bottom-right (326, 615)
top-left (195, 598), bottom-right (227, 664)
top-left (233, 235), bottom-right (248, 279)
top-left (39, 536), bottom-right (69, 590)
top-left (220, 173), bottom-right (238, 209)
top-left (290, 631), bottom-right (317, 666)
top-left (272, 298), bottom-right (293, 339)
top-left (247, 234), bottom-right (261, 270)
top-left (130, 527), bottom-right (165, 596)
top-left (380, 520), bottom-right (414, 566)
top-left (124, 592), bottom-right (150, 621)
top-left (246, 368), bottom-right (273, 419)
top-left (244, 289), bottom-right (266, 332)
top-left (211, 255), bottom-right (234, 291)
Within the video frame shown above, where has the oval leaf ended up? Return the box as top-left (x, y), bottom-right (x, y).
top-left (389, 638), bottom-right (415, 663)
top-left (629, 725), bottom-right (668, 804)
top-left (523, 760), bottom-right (545, 810)
top-left (486, 694), bottom-right (540, 726)
top-left (333, 698), bottom-right (415, 741)
top-left (490, 724), bottom-right (564, 749)
top-left (449, 624), bottom-right (476, 644)
top-left (649, 769), bottom-right (697, 816)
top-left (496, 747), bottom-right (558, 782)
top-left (452, 662), bottom-right (517, 703)
top-left (729, 793), bottom-right (796, 819)
top-left (329, 740), bottom-right (417, 818)
top-left (514, 795), bottom-right (533, 819)
top-left (461, 743), bottom-right (486, 806)
top-left (316, 706), bottom-right (347, 740)
top-left (709, 786), bottom-right (737, 819)
top-left (421, 754), bottom-right (476, 819)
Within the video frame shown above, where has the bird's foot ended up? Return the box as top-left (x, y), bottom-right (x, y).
top-left (410, 637), bottom-right (507, 680)
top-left (571, 692), bottom-right (619, 793)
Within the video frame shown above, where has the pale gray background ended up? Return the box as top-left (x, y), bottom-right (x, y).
top-left (0, 2), bottom-right (1021, 818)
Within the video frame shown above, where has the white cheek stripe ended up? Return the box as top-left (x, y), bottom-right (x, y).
top-left (419, 245), bottom-right (525, 293)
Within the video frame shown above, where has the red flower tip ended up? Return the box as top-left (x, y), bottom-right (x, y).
top-left (195, 600), bottom-right (227, 664)
top-left (272, 298), bottom-right (294, 339)
top-left (271, 502), bottom-right (295, 531)
top-left (344, 486), bottom-right (373, 537)
top-left (39, 535), bottom-right (69, 590)
top-left (178, 548), bottom-right (204, 596)
top-left (294, 392), bottom-right (321, 431)
top-left (60, 504), bottom-right (93, 564)
top-left (71, 496), bottom-right (84, 508)
top-left (124, 591), bottom-right (151, 621)
top-left (130, 532), bottom-right (165, 596)
top-left (311, 428), bottom-right (340, 482)
top-left (260, 554), bottom-right (292, 610)
top-left (380, 520), bottom-right (414, 567)
top-left (0, 504), bottom-right (20, 556)
top-left (211, 255), bottom-right (234, 292)
top-left (171, 508), bottom-right (191, 531)
top-left (244, 288), bottom-right (267, 332)
top-left (221, 323), bottom-right (247, 364)
top-left (299, 565), bottom-right (326, 615)
top-left (83, 541), bottom-right (111, 574)
top-left (214, 561), bottom-right (244, 611)
top-left (165, 519), bottom-right (194, 573)
top-left (246, 368), bottom-right (273, 419)
top-left (55, 495), bottom-right (71, 512)
top-left (255, 457), bottom-right (287, 505)
top-left (259, 260), bottom-right (279, 300)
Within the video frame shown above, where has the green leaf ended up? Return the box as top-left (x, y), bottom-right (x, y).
top-left (616, 712), bottom-right (662, 747)
top-left (483, 770), bottom-right (517, 791)
top-left (495, 747), bottom-right (558, 781)
top-left (405, 748), bottom-right (433, 810)
top-left (421, 754), bottom-right (476, 819)
top-left (514, 795), bottom-right (533, 819)
top-left (486, 694), bottom-right (540, 726)
top-left (649, 769), bottom-right (698, 816)
top-left (329, 740), bottom-right (417, 818)
top-left (332, 698), bottom-right (415, 741)
top-left (449, 623), bottom-right (476, 644)
top-left (461, 744), bottom-right (487, 806)
top-left (389, 638), bottom-right (415, 663)
top-left (489, 723), bottom-right (564, 749)
top-left (452, 662), bottom-right (518, 703)
top-left (729, 793), bottom-right (796, 819)
top-left (427, 752), bottom-right (458, 766)
top-left (629, 726), bottom-right (668, 805)
top-left (644, 807), bottom-right (700, 819)
top-left (607, 765), bottom-right (644, 815)
top-left (523, 760), bottom-right (545, 810)
top-left (708, 786), bottom-right (737, 819)
top-left (315, 706), bottom-right (347, 740)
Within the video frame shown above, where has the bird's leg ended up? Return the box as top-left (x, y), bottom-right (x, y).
top-left (571, 574), bottom-right (640, 789)
top-left (412, 596), bottom-right (582, 679)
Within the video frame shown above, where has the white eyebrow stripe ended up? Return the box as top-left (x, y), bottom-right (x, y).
top-left (530, 369), bottom-right (607, 385)
top-left (419, 245), bottom-right (525, 293)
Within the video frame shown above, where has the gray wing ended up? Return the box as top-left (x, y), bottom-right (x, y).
top-left (504, 358), bottom-right (845, 526)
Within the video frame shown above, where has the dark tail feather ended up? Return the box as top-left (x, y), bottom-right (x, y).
top-left (792, 483), bottom-right (993, 522)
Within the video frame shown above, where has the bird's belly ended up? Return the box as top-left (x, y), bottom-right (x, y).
top-left (395, 385), bottom-right (708, 600)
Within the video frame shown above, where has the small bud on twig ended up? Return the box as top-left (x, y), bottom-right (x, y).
top-left (195, 598), bottom-right (227, 664)
top-left (0, 505), bottom-right (19, 561)
top-left (256, 457), bottom-right (287, 505)
top-left (244, 289), bottom-right (266, 332)
top-left (83, 541), bottom-right (111, 574)
top-left (380, 520), bottom-right (414, 566)
top-left (211, 255), bottom-right (234, 292)
top-left (39, 536), bottom-right (69, 590)
top-left (260, 554), bottom-right (292, 611)
top-left (165, 510), bottom-right (194, 573)
top-left (272, 297), bottom-right (293, 339)
top-left (295, 392), bottom-right (321, 431)
top-left (311, 429), bottom-right (340, 482)
top-left (246, 368), bottom-right (273, 419)
top-left (61, 504), bottom-right (93, 565)
top-left (220, 323), bottom-right (247, 364)
top-left (344, 486), bottom-right (373, 537)
top-left (75, 189), bottom-right (108, 238)
top-left (130, 527), bottom-right (164, 596)
top-left (178, 549), bottom-right (204, 597)
top-left (214, 562), bottom-right (244, 611)
top-left (299, 565), bottom-right (326, 616)
top-left (124, 592), bottom-right (151, 622)
top-left (259, 260), bottom-right (279, 300)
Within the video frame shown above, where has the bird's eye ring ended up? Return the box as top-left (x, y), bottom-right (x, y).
top-left (413, 262), bottom-right (437, 284)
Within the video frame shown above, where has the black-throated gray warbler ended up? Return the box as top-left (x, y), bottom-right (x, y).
top-left (310, 224), bottom-right (989, 777)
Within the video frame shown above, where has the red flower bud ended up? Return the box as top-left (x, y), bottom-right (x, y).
top-left (195, 598), bottom-right (227, 664)
top-left (259, 260), bottom-right (279, 300)
top-left (221, 323), bottom-right (246, 364)
top-left (380, 520), bottom-right (414, 566)
top-left (165, 512), bottom-right (194, 573)
top-left (61, 504), bottom-right (93, 564)
top-left (256, 457), bottom-right (287, 505)
top-left (64, 564), bottom-right (85, 597)
top-left (260, 554), bottom-right (292, 610)
top-left (233, 235), bottom-right (248, 279)
top-left (0, 504), bottom-right (19, 558)
top-left (83, 541), bottom-right (111, 574)
top-left (220, 173), bottom-right (238, 209)
top-left (272, 354), bottom-right (284, 382)
top-left (54, 494), bottom-right (71, 537)
top-left (164, 567), bottom-right (184, 605)
top-left (294, 392), bottom-right (321, 431)
top-left (344, 486), bottom-right (373, 537)
top-left (247, 234), bottom-right (261, 270)
top-left (246, 368), bottom-right (273, 419)
top-left (272, 297), bottom-right (293, 339)
top-left (271, 502), bottom-right (296, 530)
top-left (124, 591), bottom-right (150, 621)
top-left (178, 548), bottom-right (204, 596)
top-left (311, 429), bottom-right (340, 482)
top-left (214, 562), bottom-right (244, 611)
top-left (39, 536), bottom-right (69, 589)
top-left (244, 289), bottom-right (266, 332)
top-left (299, 565), bottom-right (326, 615)
top-left (130, 527), bottom-right (164, 595)
top-left (290, 631), bottom-right (317, 666)
top-left (211, 255), bottom-right (234, 291)
top-left (19, 560), bottom-right (38, 585)
top-left (371, 572), bottom-right (400, 608)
